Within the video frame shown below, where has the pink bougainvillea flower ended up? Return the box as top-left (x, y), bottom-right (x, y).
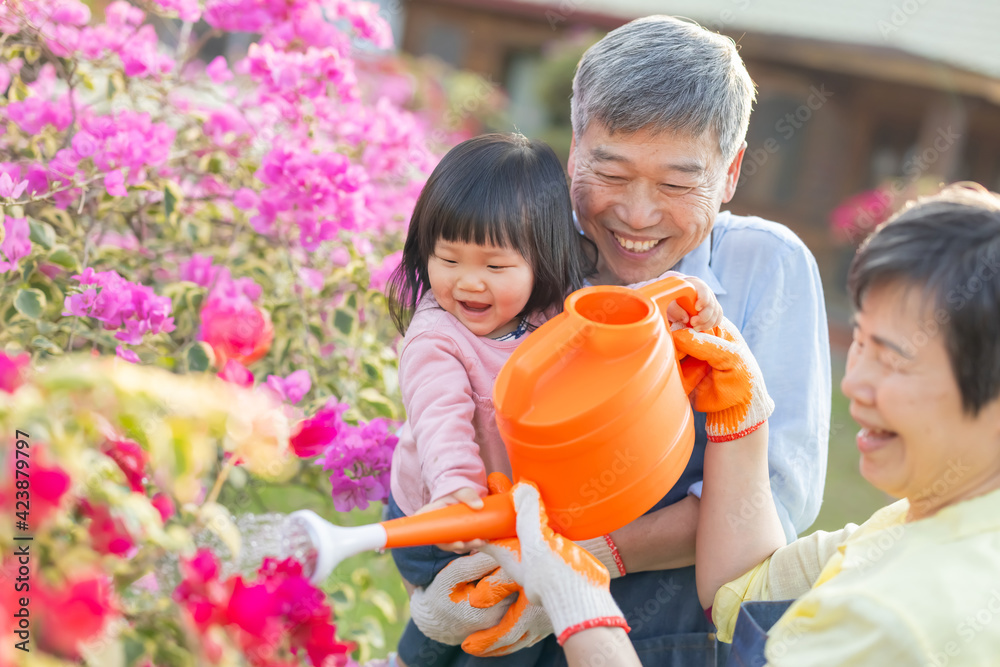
top-left (0, 171), bottom-right (28, 198)
top-left (316, 415), bottom-right (398, 511)
top-left (232, 187), bottom-right (259, 210)
top-left (199, 295), bottom-right (274, 366)
top-left (116, 345), bottom-right (141, 364)
top-left (368, 250), bottom-right (402, 293)
top-left (218, 359), bottom-right (254, 387)
top-left (0, 351), bottom-right (30, 393)
top-left (151, 492), bottom-right (175, 523)
top-left (173, 549), bottom-right (230, 632)
top-left (101, 438), bottom-right (148, 492)
top-left (104, 169), bottom-right (127, 197)
top-left (330, 247), bottom-right (351, 267)
top-left (265, 369), bottom-right (311, 404)
top-left (206, 56), bottom-right (233, 84)
top-left (63, 269), bottom-right (175, 346)
top-left (289, 400), bottom-right (345, 458)
top-left (0, 215), bottom-right (31, 273)
top-left (179, 253), bottom-right (225, 288)
top-left (1, 444), bottom-right (71, 529)
top-left (80, 500), bottom-right (135, 556)
top-left (35, 571), bottom-right (116, 660)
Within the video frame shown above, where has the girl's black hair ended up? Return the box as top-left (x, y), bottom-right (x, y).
top-left (387, 133), bottom-right (595, 334)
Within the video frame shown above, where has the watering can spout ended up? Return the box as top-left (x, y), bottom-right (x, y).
top-left (290, 491), bottom-right (517, 583)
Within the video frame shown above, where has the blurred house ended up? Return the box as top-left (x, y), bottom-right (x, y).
top-left (395, 0), bottom-right (1000, 323)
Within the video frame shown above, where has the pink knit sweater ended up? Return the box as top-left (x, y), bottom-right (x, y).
top-left (389, 293), bottom-right (546, 517)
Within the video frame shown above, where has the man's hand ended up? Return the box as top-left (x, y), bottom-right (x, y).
top-left (409, 473), bottom-right (555, 656)
top-left (408, 549), bottom-right (556, 656)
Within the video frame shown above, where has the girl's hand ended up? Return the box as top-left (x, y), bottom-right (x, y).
top-left (417, 487), bottom-right (488, 553)
top-left (665, 276), bottom-right (722, 331)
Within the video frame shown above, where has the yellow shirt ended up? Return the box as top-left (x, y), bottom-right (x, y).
top-left (713, 488), bottom-right (1000, 666)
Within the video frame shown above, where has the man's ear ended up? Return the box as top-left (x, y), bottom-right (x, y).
top-left (567, 133), bottom-right (577, 179)
top-left (721, 142), bottom-right (747, 203)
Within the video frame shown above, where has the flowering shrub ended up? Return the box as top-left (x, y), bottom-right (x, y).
top-left (0, 0), bottom-right (506, 662)
top-left (0, 356), bottom-right (358, 665)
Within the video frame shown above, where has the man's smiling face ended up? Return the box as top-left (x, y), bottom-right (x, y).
top-left (568, 123), bottom-right (745, 285)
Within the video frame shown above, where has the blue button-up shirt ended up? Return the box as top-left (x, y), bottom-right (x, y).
top-left (670, 210), bottom-right (831, 540)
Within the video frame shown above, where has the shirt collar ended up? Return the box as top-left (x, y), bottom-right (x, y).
top-left (669, 222), bottom-right (727, 296)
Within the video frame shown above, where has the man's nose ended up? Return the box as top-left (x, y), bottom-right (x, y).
top-left (616, 182), bottom-right (662, 230)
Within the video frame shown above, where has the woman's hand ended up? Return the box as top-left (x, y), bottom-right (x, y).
top-left (478, 481), bottom-right (631, 646)
top-left (672, 316), bottom-right (774, 442)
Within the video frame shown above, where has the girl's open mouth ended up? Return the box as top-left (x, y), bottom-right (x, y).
top-left (459, 301), bottom-right (490, 313)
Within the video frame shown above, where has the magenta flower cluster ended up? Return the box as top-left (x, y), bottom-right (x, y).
top-left (290, 400), bottom-right (398, 512)
top-left (63, 268), bottom-right (175, 358)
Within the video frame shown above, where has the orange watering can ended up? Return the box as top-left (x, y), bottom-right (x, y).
top-left (291, 276), bottom-right (699, 582)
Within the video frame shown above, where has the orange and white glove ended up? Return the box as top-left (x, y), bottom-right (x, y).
top-left (408, 550), bottom-right (554, 655)
top-left (575, 535), bottom-right (626, 579)
top-left (479, 482), bottom-right (629, 646)
top-left (409, 473), bottom-right (555, 656)
top-left (671, 316), bottom-right (774, 442)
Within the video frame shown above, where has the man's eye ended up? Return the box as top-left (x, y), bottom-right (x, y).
top-left (598, 173), bottom-right (625, 181)
top-left (661, 184), bottom-right (695, 196)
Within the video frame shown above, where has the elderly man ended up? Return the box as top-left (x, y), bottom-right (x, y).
top-left (395, 15), bottom-right (830, 667)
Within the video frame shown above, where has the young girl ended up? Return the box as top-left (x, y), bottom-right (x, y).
top-left (385, 133), bottom-right (720, 589)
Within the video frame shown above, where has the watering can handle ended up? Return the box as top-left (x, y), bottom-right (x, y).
top-left (637, 276), bottom-right (700, 324)
top-left (383, 492), bottom-right (517, 548)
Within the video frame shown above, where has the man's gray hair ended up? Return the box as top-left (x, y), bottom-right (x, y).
top-left (571, 15), bottom-right (756, 161)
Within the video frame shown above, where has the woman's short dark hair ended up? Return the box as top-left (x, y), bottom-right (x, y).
top-left (387, 133), bottom-right (594, 334)
top-left (848, 183), bottom-right (1000, 416)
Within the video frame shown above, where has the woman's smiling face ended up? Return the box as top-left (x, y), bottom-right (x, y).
top-left (840, 281), bottom-right (1000, 519)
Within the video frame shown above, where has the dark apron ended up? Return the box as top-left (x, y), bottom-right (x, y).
top-left (725, 600), bottom-right (795, 667)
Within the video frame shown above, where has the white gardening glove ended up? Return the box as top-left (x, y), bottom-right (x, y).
top-left (575, 535), bottom-right (626, 579)
top-left (479, 482), bottom-right (629, 645)
top-left (408, 548), bottom-right (555, 656)
top-left (672, 316), bottom-right (774, 442)
top-left (408, 551), bottom-right (514, 646)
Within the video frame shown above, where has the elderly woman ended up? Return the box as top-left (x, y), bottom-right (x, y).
top-left (481, 184), bottom-right (1000, 666)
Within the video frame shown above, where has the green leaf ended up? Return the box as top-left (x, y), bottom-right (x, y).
top-left (186, 343), bottom-right (212, 372)
top-left (47, 246), bottom-right (79, 270)
top-left (333, 308), bottom-right (354, 335)
top-left (362, 360), bottom-right (381, 382)
top-left (163, 183), bottom-right (183, 225)
top-left (358, 387), bottom-right (395, 419)
top-left (28, 219), bottom-right (56, 250)
top-left (14, 288), bottom-right (45, 319)
top-left (123, 637), bottom-right (147, 666)
top-left (30, 336), bottom-right (62, 354)
top-left (366, 589), bottom-right (399, 624)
